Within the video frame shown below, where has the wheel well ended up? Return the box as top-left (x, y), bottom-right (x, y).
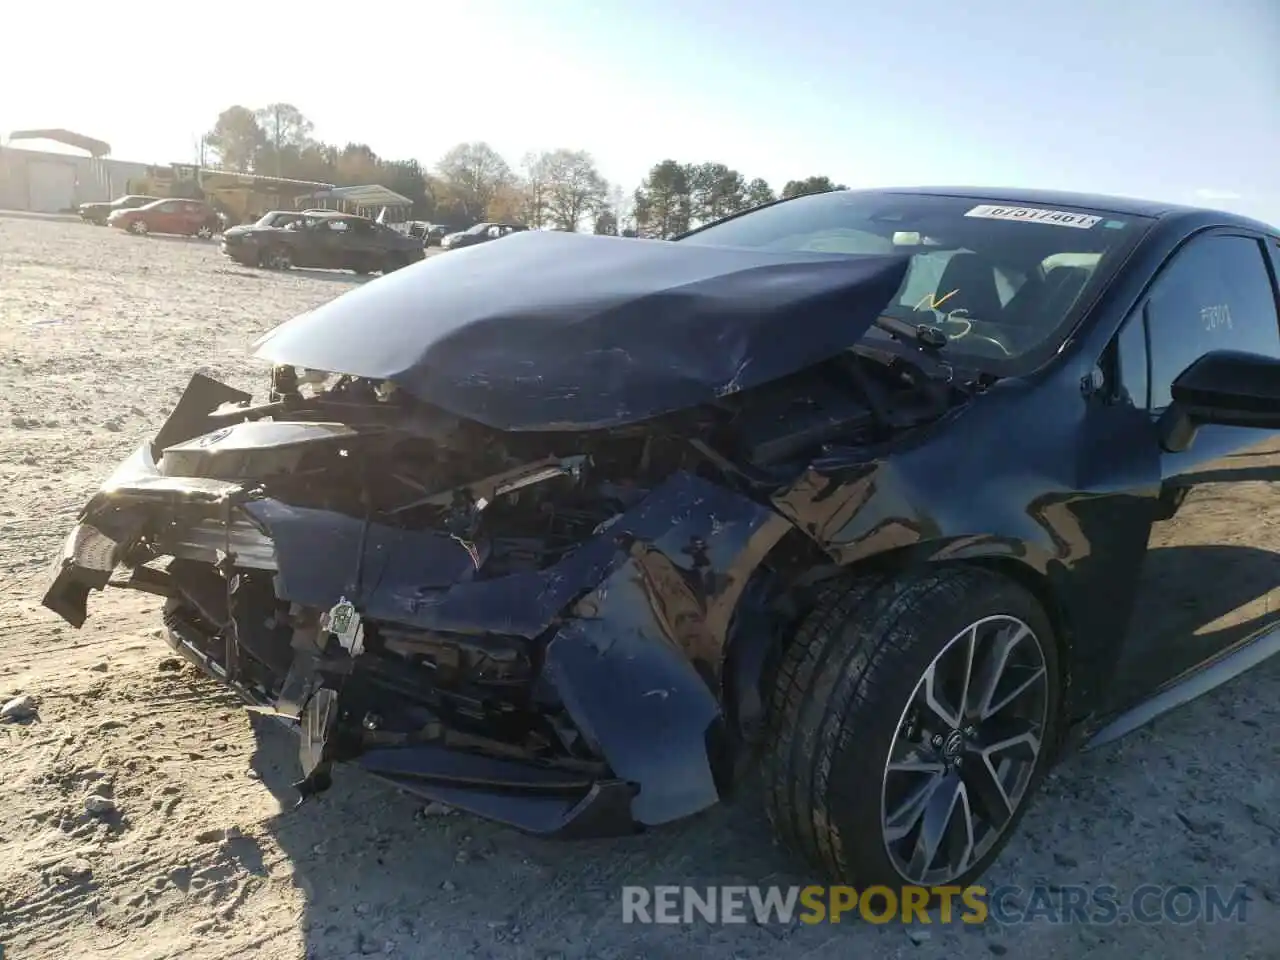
top-left (721, 528), bottom-right (831, 744)
top-left (722, 537), bottom-right (1076, 750)
top-left (958, 556), bottom-right (1074, 731)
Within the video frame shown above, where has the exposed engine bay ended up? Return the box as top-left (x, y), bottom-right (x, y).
top-left (161, 346), bottom-right (957, 580)
top-left (48, 345), bottom-right (969, 833)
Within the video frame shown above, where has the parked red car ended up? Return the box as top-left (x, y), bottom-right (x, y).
top-left (108, 198), bottom-right (225, 238)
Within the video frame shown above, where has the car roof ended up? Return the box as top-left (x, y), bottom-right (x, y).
top-left (866, 185), bottom-right (1275, 232)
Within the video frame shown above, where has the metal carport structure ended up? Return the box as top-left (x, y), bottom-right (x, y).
top-left (297, 183), bottom-right (415, 223)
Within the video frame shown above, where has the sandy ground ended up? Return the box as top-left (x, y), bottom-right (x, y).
top-left (0, 213), bottom-right (1278, 960)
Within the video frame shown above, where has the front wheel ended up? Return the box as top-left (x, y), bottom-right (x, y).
top-left (259, 246), bottom-right (292, 270)
top-left (129, 220), bottom-right (149, 235)
top-left (195, 223), bottom-right (215, 240)
top-left (762, 565), bottom-right (1059, 890)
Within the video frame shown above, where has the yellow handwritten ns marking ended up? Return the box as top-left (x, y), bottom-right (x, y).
top-left (915, 289), bottom-right (959, 312)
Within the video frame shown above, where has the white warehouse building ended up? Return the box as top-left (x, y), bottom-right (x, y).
top-left (0, 132), bottom-right (150, 213)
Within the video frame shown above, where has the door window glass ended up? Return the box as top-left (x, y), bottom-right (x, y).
top-left (1146, 235), bottom-right (1280, 410)
top-left (1111, 312), bottom-right (1150, 409)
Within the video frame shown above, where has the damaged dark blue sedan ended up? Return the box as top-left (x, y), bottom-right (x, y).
top-left (42, 187), bottom-right (1280, 890)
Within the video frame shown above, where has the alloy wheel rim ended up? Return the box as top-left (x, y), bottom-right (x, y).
top-left (880, 614), bottom-right (1049, 886)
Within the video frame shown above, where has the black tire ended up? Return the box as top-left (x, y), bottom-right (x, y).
top-left (259, 246), bottom-right (291, 270)
top-left (762, 564), bottom-right (1060, 890)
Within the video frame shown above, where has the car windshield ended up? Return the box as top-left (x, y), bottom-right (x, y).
top-left (464, 223), bottom-right (491, 235)
top-left (678, 191), bottom-right (1151, 369)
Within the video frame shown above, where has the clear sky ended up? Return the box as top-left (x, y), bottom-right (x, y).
top-left (4, 0), bottom-right (1277, 224)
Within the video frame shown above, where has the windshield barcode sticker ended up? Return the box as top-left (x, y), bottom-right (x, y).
top-left (965, 204), bottom-right (1102, 229)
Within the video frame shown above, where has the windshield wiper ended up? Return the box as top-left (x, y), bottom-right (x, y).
top-left (855, 317), bottom-right (960, 390)
top-left (872, 314), bottom-right (948, 351)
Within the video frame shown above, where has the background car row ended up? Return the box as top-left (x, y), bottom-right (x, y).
top-left (75, 192), bottom-right (532, 275)
top-left (221, 209), bottom-right (425, 274)
top-left (439, 221), bottom-right (528, 250)
top-left (79, 194), bottom-right (227, 238)
top-left (404, 220), bottom-right (530, 250)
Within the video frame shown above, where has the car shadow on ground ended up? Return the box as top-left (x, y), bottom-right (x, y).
top-left (214, 261), bottom-right (374, 285)
top-left (243, 717), bottom-right (863, 958)
top-left (279, 268), bottom-right (375, 284)
top-left (239, 542), bottom-right (1280, 958)
top-left (127, 233), bottom-right (221, 245)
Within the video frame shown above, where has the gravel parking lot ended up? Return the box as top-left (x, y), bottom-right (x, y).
top-left (0, 213), bottom-right (1278, 960)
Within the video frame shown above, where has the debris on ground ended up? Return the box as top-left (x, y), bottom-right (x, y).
top-left (53, 857), bottom-right (93, 882)
top-left (415, 801), bottom-right (455, 819)
top-left (83, 795), bottom-right (117, 817)
top-left (1, 694), bottom-right (36, 721)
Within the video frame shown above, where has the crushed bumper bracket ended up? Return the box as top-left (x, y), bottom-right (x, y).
top-left (293, 687), bottom-right (339, 805)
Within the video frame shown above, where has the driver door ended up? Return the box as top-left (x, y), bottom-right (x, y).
top-left (308, 218), bottom-right (350, 268)
top-left (149, 200), bottom-right (184, 234)
top-left (344, 219), bottom-right (380, 267)
top-left (1104, 231), bottom-right (1280, 711)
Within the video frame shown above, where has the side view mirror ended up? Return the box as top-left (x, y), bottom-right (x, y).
top-left (1159, 350), bottom-right (1280, 452)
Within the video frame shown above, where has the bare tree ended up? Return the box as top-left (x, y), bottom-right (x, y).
top-left (436, 142), bottom-right (514, 222)
top-left (519, 151), bottom-right (552, 228)
top-left (538, 149), bottom-right (608, 232)
top-left (254, 103), bottom-right (314, 177)
top-left (606, 183), bottom-right (633, 232)
top-left (204, 106), bottom-right (263, 173)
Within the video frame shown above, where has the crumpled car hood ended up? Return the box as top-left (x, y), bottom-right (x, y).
top-left (252, 230), bottom-right (909, 432)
